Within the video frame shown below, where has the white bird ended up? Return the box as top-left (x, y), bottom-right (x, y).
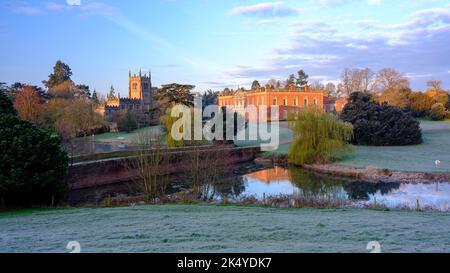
top-left (435, 160), bottom-right (441, 168)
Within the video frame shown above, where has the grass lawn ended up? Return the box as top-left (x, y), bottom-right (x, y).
top-left (234, 120), bottom-right (450, 173)
top-left (1, 204), bottom-right (450, 253)
top-left (89, 125), bottom-right (165, 144)
top-left (338, 121), bottom-right (450, 173)
top-left (234, 121), bottom-right (294, 155)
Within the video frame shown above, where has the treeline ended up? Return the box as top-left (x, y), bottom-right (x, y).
top-left (224, 67), bottom-right (449, 120)
top-left (0, 92), bottom-right (68, 207)
top-left (0, 60), bottom-right (107, 144)
top-left (338, 68), bottom-right (450, 120)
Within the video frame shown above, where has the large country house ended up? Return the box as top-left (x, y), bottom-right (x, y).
top-left (218, 85), bottom-right (347, 120)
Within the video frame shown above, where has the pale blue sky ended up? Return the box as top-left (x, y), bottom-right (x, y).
top-left (1, 0), bottom-right (450, 96)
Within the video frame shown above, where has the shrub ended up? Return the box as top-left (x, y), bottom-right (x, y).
top-left (340, 92), bottom-right (422, 146)
top-left (0, 99), bottom-right (68, 207)
top-left (429, 103), bottom-right (446, 121)
top-left (117, 111), bottom-right (138, 133)
top-left (408, 91), bottom-right (434, 117)
top-left (288, 108), bottom-right (353, 165)
top-left (0, 91), bottom-right (17, 116)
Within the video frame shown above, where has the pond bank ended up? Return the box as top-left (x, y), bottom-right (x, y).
top-left (255, 156), bottom-right (450, 184)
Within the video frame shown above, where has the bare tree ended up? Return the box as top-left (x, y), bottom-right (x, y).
top-left (325, 82), bottom-right (335, 96)
top-left (427, 80), bottom-right (443, 91)
top-left (14, 85), bottom-right (43, 124)
top-left (126, 130), bottom-right (170, 202)
top-left (341, 68), bottom-right (353, 97)
top-left (325, 82), bottom-right (344, 99)
top-left (185, 143), bottom-right (231, 201)
top-left (310, 81), bottom-right (325, 91)
top-left (340, 68), bottom-right (375, 96)
top-left (373, 68), bottom-right (410, 94)
top-left (360, 68), bottom-right (375, 93)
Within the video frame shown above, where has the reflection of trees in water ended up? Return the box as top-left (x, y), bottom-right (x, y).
top-left (344, 182), bottom-right (400, 201)
top-left (213, 175), bottom-right (246, 198)
top-left (288, 167), bottom-right (350, 199)
top-left (287, 167), bottom-right (401, 201)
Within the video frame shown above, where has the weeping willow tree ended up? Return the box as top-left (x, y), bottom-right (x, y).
top-left (160, 107), bottom-right (184, 147)
top-left (288, 108), bottom-right (353, 165)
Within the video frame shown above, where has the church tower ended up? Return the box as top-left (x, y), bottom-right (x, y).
top-left (128, 69), bottom-right (153, 111)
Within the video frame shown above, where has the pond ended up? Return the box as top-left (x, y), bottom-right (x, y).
top-left (237, 166), bottom-right (450, 211)
top-left (68, 164), bottom-right (450, 211)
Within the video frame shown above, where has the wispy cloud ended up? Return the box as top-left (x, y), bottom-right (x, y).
top-left (10, 1), bottom-right (120, 16)
top-left (13, 6), bottom-right (41, 15)
top-left (44, 2), bottom-right (66, 11)
top-left (227, 5), bottom-right (450, 89)
top-left (229, 2), bottom-right (299, 18)
top-left (310, 0), bottom-right (382, 6)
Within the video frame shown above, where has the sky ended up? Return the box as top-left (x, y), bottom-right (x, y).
top-left (1, 0), bottom-right (450, 96)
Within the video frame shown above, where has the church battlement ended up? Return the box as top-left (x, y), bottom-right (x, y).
top-left (101, 69), bottom-right (154, 119)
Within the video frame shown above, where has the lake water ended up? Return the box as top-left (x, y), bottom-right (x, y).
top-left (236, 166), bottom-right (450, 211)
top-left (69, 163), bottom-right (450, 211)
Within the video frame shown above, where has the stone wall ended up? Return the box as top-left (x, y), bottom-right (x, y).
top-left (65, 146), bottom-right (260, 190)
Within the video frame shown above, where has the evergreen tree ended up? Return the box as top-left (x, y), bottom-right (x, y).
top-left (0, 95), bottom-right (68, 207)
top-left (251, 80), bottom-right (261, 90)
top-left (108, 85), bottom-right (116, 98)
top-left (341, 92), bottom-right (422, 146)
top-left (43, 60), bottom-right (73, 89)
top-left (286, 74), bottom-right (296, 88)
top-left (296, 69), bottom-right (309, 87)
top-left (91, 89), bottom-right (99, 104)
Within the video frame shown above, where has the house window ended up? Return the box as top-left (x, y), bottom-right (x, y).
top-left (273, 97), bottom-right (277, 105)
top-left (304, 98), bottom-right (308, 107)
top-left (294, 97), bottom-right (298, 106)
top-left (314, 98), bottom-right (318, 105)
top-left (283, 97), bottom-right (288, 106)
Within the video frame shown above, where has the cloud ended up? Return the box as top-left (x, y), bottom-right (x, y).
top-left (44, 2), bottom-right (66, 11)
top-left (77, 1), bottom-right (120, 16)
top-left (229, 2), bottom-right (299, 18)
top-left (366, 0), bottom-right (381, 6)
top-left (310, 0), bottom-right (382, 6)
top-left (227, 6), bottom-right (450, 90)
top-left (13, 6), bottom-right (41, 15)
top-left (291, 20), bottom-right (337, 34)
top-left (10, 1), bottom-right (120, 16)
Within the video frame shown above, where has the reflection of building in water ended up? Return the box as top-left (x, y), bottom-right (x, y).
top-left (244, 166), bottom-right (289, 183)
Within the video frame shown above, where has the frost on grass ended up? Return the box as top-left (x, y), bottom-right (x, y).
top-left (1, 205), bottom-right (450, 253)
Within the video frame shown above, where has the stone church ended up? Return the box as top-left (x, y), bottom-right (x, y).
top-left (97, 69), bottom-right (154, 122)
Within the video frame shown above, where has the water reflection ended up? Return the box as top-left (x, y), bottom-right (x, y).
top-left (235, 166), bottom-right (450, 210)
top-left (367, 183), bottom-right (450, 210)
